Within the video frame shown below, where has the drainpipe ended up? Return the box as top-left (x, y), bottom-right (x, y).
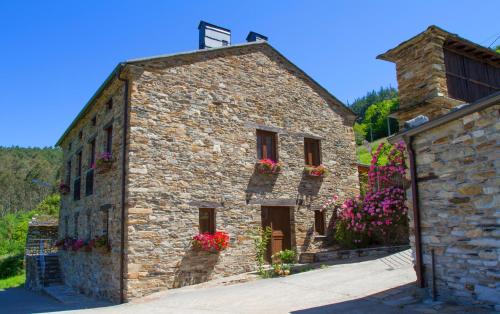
top-left (117, 67), bottom-right (129, 303)
top-left (405, 135), bottom-right (424, 288)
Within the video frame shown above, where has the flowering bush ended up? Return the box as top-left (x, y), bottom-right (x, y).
top-left (256, 159), bottom-right (283, 175)
top-left (58, 182), bottom-right (70, 195)
top-left (55, 235), bottom-right (110, 253)
top-left (192, 231), bottom-right (230, 252)
top-left (96, 152), bottom-right (113, 166)
top-left (304, 164), bottom-right (328, 177)
top-left (333, 142), bottom-right (409, 248)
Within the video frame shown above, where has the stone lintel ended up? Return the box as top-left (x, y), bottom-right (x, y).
top-left (248, 198), bottom-right (298, 206)
top-left (189, 201), bottom-right (223, 208)
top-left (244, 122), bottom-right (287, 134)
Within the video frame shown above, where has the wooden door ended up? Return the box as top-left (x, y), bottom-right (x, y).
top-left (262, 206), bottom-right (291, 261)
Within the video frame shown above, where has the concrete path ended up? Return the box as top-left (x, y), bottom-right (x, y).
top-left (61, 250), bottom-right (417, 314)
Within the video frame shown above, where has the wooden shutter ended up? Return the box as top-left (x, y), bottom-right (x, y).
top-left (256, 130), bottom-right (277, 161)
top-left (304, 138), bottom-right (321, 166)
top-left (199, 208), bottom-right (216, 234)
top-left (314, 210), bottom-right (325, 235)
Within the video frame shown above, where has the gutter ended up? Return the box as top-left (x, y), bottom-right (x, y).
top-left (404, 136), bottom-right (424, 288)
top-left (117, 70), bottom-right (129, 304)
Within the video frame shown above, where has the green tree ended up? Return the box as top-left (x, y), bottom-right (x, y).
top-left (350, 86), bottom-right (397, 120)
top-left (361, 98), bottom-right (399, 141)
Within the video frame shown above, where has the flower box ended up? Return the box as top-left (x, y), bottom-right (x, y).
top-left (304, 165), bottom-right (328, 177)
top-left (58, 182), bottom-right (70, 195)
top-left (256, 159), bottom-right (283, 175)
top-left (192, 231), bottom-right (229, 252)
top-left (95, 152), bottom-right (114, 174)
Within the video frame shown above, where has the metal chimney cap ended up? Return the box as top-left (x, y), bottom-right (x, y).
top-left (246, 31), bottom-right (268, 42)
top-left (198, 21), bottom-right (231, 33)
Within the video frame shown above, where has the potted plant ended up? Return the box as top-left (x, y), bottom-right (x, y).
top-left (93, 235), bottom-right (110, 253)
top-left (58, 182), bottom-right (70, 195)
top-left (304, 164), bottom-right (328, 177)
top-left (192, 231), bottom-right (230, 253)
top-left (95, 152), bottom-right (114, 173)
top-left (256, 159), bottom-right (283, 175)
top-left (272, 249), bottom-right (296, 276)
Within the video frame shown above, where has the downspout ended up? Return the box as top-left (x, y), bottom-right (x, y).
top-left (117, 67), bottom-right (129, 303)
top-left (405, 135), bottom-right (424, 288)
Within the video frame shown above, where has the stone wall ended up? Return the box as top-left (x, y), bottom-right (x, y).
top-left (408, 103), bottom-right (500, 307)
top-left (124, 44), bottom-right (359, 299)
top-left (57, 77), bottom-right (127, 303)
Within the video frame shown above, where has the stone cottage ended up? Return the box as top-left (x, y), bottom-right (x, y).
top-left (381, 25), bottom-right (500, 308)
top-left (55, 21), bottom-right (359, 302)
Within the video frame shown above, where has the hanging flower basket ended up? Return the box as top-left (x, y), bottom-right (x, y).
top-left (58, 182), bottom-right (70, 195)
top-left (95, 152), bottom-right (114, 174)
top-left (304, 165), bottom-right (328, 177)
top-left (256, 159), bottom-right (283, 175)
top-left (192, 231), bottom-right (229, 253)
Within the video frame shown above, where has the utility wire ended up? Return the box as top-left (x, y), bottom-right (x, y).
top-left (487, 34), bottom-right (500, 48)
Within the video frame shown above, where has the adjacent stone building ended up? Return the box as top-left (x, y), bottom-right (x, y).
top-left (384, 26), bottom-right (500, 309)
top-left (55, 22), bottom-right (359, 302)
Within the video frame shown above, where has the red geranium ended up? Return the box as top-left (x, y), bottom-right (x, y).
top-left (193, 231), bottom-right (229, 252)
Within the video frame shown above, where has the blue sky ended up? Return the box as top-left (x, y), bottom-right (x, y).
top-left (0, 1), bottom-right (498, 147)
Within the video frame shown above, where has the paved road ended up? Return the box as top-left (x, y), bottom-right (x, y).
top-left (63, 251), bottom-right (416, 314)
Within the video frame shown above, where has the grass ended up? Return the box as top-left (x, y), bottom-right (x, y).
top-left (356, 137), bottom-right (388, 165)
top-left (0, 272), bottom-right (25, 290)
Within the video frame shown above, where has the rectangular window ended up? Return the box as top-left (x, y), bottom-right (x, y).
top-left (199, 208), bottom-right (216, 234)
top-left (85, 169), bottom-right (94, 196)
top-left (105, 126), bottom-right (113, 154)
top-left (107, 99), bottom-right (113, 111)
top-left (66, 160), bottom-right (72, 185)
top-left (304, 138), bottom-right (321, 166)
top-left (86, 211), bottom-right (92, 239)
top-left (78, 130), bottom-right (83, 140)
top-left (256, 130), bottom-right (277, 161)
top-left (77, 151), bottom-right (82, 177)
top-left (102, 209), bottom-right (109, 235)
top-left (314, 210), bottom-right (325, 235)
top-left (91, 116), bottom-right (97, 126)
top-left (89, 139), bottom-right (96, 168)
top-left (64, 216), bottom-right (69, 237)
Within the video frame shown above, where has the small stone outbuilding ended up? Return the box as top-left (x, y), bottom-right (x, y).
top-left (382, 26), bottom-right (500, 309)
top-left (55, 22), bottom-right (359, 302)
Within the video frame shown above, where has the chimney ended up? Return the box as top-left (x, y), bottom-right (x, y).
top-left (198, 21), bottom-right (231, 49)
top-left (246, 31), bottom-right (268, 43)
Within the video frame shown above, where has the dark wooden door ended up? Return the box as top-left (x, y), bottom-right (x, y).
top-left (262, 206), bottom-right (291, 261)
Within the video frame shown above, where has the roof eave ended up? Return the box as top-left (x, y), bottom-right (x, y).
top-left (55, 63), bottom-right (124, 147)
top-left (388, 91), bottom-right (500, 144)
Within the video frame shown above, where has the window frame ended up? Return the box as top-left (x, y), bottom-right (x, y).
top-left (256, 129), bottom-right (278, 161)
top-left (314, 210), bottom-right (326, 236)
top-left (199, 208), bottom-right (216, 234)
top-left (105, 126), bottom-right (113, 154)
top-left (304, 138), bottom-right (321, 166)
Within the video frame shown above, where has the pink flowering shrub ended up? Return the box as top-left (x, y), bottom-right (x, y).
top-left (334, 142), bottom-right (409, 248)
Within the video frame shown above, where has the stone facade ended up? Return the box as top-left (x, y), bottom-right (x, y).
top-left (58, 78), bottom-right (127, 302)
top-left (406, 103), bottom-right (500, 307)
top-left (57, 42), bottom-right (359, 302)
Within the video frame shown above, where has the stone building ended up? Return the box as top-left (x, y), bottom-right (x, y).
top-left (384, 26), bottom-right (500, 309)
top-left (378, 25), bottom-right (500, 127)
top-left (55, 21), bottom-right (359, 302)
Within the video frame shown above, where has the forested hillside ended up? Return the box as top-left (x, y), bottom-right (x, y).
top-left (349, 87), bottom-right (399, 144)
top-left (0, 147), bottom-right (62, 217)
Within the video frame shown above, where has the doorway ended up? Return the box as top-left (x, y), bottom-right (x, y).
top-left (261, 206), bottom-right (291, 261)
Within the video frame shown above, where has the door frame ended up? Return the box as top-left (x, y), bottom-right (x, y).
top-left (261, 206), bottom-right (292, 262)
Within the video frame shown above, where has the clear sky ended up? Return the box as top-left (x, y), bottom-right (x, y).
top-left (0, 1), bottom-right (498, 147)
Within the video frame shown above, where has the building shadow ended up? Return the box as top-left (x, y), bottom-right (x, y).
top-left (173, 247), bottom-right (220, 288)
top-left (290, 282), bottom-right (419, 314)
top-left (297, 173), bottom-right (323, 199)
top-left (245, 167), bottom-right (279, 201)
top-left (0, 286), bottom-right (113, 314)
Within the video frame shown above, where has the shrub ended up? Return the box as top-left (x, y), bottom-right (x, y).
top-left (249, 226), bottom-right (272, 276)
top-left (0, 254), bottom-right (24, 279)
